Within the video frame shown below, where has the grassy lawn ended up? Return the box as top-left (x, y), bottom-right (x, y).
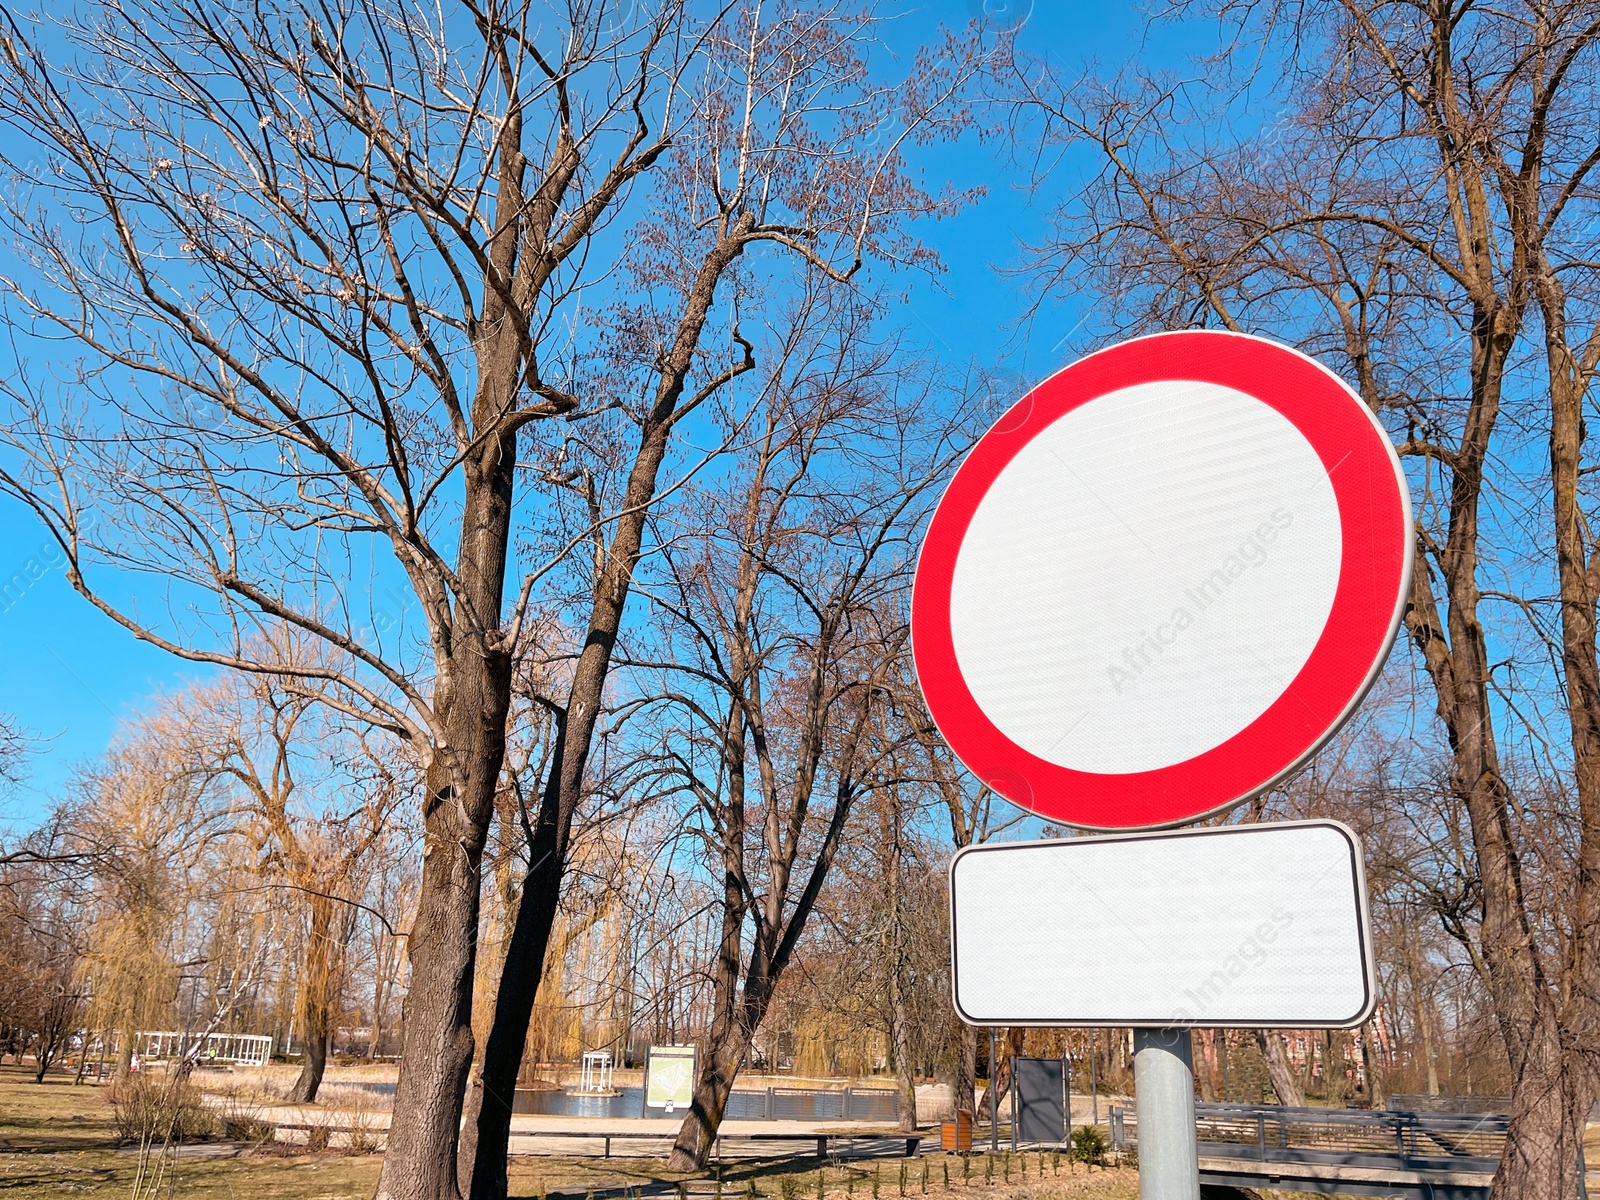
top-left (0, 1064), bottom-right (1139, 1200)
top-left (0, 1063), bottom-right (383, 1197)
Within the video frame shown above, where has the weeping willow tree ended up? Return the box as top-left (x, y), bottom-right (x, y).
top-left (73, 710), bottom-right (233, 1069)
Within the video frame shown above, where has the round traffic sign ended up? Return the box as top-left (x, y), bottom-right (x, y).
top-left (911, 331), bottom-right (1412, 829)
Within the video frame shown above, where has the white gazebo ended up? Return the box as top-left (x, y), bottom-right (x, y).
top-left (575, 1049), bottom-right (614, 1094)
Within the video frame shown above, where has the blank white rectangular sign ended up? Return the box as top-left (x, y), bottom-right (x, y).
top-left (949, 821), bottom-right (1374, 1028)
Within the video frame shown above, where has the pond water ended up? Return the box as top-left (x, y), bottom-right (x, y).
top-left (513, 1086), bottom-right (648, 1118)
top-left (325, 1080), bottom-right (895, 1122)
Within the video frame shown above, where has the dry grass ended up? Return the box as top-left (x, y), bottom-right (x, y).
top-left (0, 1064), bottom-right (1141, 1200)
top-left (0, 1064), bottom-right (382, 1198)
top-left (216, 1062), bottom-right (398, 1105)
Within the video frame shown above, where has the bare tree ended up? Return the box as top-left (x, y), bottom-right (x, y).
top-left (891, 673), bottom-right (1014, 1119)
top-left (1004, 2), bottom-right (1600, 1192)
top-left (0, 713), bottom-right (25, 793)
top-left (615, 294), bottom-right (976, 1169)
top-left (0, 817), bottom-right (89, 1081)
top-left (0, 0), bottom-right (699, 1183)
top-left (458, 11), bottom-right (981, 1191)
top-left (0, 0), bottom-right (928, 1191)
top-left (68, 705), bottom-right (238, 1075)
top-left (199, 669), bottom-right (412, 1102)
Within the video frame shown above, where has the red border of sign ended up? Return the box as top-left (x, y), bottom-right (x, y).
top-left (911, 331), bottom-right (1413, 830)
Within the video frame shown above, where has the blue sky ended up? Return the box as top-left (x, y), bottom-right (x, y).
top-left (0, 0), bottom-right (1185, 826)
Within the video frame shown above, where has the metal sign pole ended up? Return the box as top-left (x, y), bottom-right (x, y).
top-left (1090, 1029), bottom-right (1099, 1127)
top-left (989, 1028), bottom-right (1000, 1152)
top-left (1063, 1053), bottom-right (1071, 1141)
top-left (1133, 1029), bottom-right (1199, 1200)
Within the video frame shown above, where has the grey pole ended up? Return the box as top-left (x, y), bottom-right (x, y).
top-left (989, 1028), bottom-right (1000, 1152)
top-left (1132, 1029), bottom-right (1199, 1200)
top-left (1090, 1029), bottom-right (1099, 1127)
top-left (1064, 1053), bottom-right (1072, 1141)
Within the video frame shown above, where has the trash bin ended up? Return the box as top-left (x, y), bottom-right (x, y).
top-left (942, 1110), bottom-right (973, 1154)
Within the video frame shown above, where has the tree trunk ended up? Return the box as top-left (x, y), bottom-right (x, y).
top-left (288, 895), bottom-right (335, 1104)
top-left (1254, 1030), bottom-right (1305, 1107)
top-left (665, 885), bottom-right (760, 1171)
top-left (664, 692), bottom-right (755, 1174)
top-left (458, 736), bottom-right (567, 1200)
top-left (1194, 1031), bottom-right (1218, 1102)
top-left (289, 1014), bottom-right (329, 1105)
top-left (1489, 267), bottom-right (1600, 1200)
top-left (1493, 1008), bottom-right (1592, 1200)
top-left (377, 430), bottom-right (517, 1200)
top-left (379, 832), bottom-right (485, 1199)
top-left (889, 968), bottom-right (918, 1131)
top-left (887, 788), bottom-right (917, 1133)
top-left (1360, 1019), bottom-right (1385, 1109)
top-left (367, 972), bottom-right (385, 1060)
top-left (952, 1019), bottom-right (977, 1118)
top-left (462, 217), bottom-right (754, 1200)
top-left (667, 1023), bottom-right (751, 1170)
top-left (1323, 1031), bottom-right (1345, 1107)
top-left (1400, 929), bottom-right (1441, 1096)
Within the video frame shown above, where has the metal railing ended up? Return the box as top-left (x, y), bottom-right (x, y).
top-left (511, 1084), bottom-right (899, 1122)
top-left (725, 1087), bottom-right (899, 1122)
top-left (1387, 1094), bottom-right (1510, 1115)
top-left (1391, 1094), bottom-right (1600, 1124)
top-left (1111, 1102), bottom-right (1510, 1172)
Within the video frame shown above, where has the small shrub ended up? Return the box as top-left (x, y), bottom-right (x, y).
top-left (109, 1071), bottom-right (215, 1144)
top-left (983, 1157), bottom-right (992, 1186)
top-left (1071, 1125), bottom-right (1108, 1167)
top-left (1119, 1143), bottom-right (1138, 1171)
top-left (347, 1108), bottom-right (382, 1155)
top-left (780, 1177), bottom-right (797, 1200)
top-left (215, 1087), bottom-right (277, 1143)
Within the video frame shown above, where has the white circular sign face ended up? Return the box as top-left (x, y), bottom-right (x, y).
top-left (911, 331), bottom-right (1413, 830)
top-left (948, 380), bottom-right (1342, 773)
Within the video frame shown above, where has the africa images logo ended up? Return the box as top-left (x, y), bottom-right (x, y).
top-left (1172, 906), bottom-right (1296, 1022)
top-left (1107, 508), bottom-right (1294, 694)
